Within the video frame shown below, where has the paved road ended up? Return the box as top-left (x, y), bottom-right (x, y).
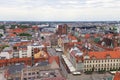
top-left (68, 72), bottom-right (113, 80)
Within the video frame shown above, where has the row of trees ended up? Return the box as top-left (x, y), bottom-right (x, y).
top-left (0, 34), bottom-right (3, 38)
top-left (0, 45), bottom-right (9, 51)
top-left (0, 32), bottom-right (32, 37)
top-left (84, 67), bottom-right (120, 74)
top-left (18, 33), bottom-right (32, 37)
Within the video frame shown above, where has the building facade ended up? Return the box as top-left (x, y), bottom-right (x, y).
top-left (83, 51), bottom-right (120, 72)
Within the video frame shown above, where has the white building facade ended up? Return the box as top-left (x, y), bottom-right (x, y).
top-left (83, 51), bottom-right (120, 72)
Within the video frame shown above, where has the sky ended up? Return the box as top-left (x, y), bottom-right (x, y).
top-left (0, 0), bottom-right (120, 21)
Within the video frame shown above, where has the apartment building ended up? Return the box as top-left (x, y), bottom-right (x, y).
top-left (84, 51), bottom-right (120, 72)
top-left (27, 45), bottom-right (45, 57)
top-left (66, 44), bottom-right (120, 72)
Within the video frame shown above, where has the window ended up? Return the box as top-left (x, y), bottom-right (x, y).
top-left (28, 73), bottom-right (31, 75)
top-left (114, 63), bottom-right (115, 66)
top-left (87, 61), bottom-right (89, 63)
top-left (117, 59), bottom-right (118, 62)
top-left (104, 64), bottom-right (106, 67)
top-left (96, 65), bottom-right (97, 67)
top-left (37, 72), bottom-right (39, 74)
top-left (84, 65), bottom-right (86, 67)
top-left (32, 72), bottom-right (35, 75)
top-left (102, 64), bottom-right (103, 67)
top-left (24, 73), bottom-right (27, 75)
top-left (28, 77), bottom-right (31, 79)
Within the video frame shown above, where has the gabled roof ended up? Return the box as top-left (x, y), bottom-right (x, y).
top-left (14, 41), bottom-right (31, 47)
top-left (9, 28), bottom-right (26, 34)
top-left (68, 35), bottom-right (77, 41)
top-left (64, 42), bottom-right (81, 49)
top-left (88, 51), bottom-right (120, 59)
top-left (9, 33), bottom-right (16, 37)
top-left (114, 47), bottom-right (120, 51)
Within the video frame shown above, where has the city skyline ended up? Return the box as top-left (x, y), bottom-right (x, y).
top-left (0, 0), bottom-right (120, 21)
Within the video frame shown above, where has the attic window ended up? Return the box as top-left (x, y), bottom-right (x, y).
top-left (84, 55), bottom-right (90, 59)
top-left (106, 54), bottom-right (111, 59)
top-left (92, 56), bottom-right (96, 60)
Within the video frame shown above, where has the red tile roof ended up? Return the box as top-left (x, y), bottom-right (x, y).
top-left (85, 34), bottom-right (90, 38)
top-left (70, 50), bottom-right (83, 63)
top-left (114, 47), bottom-right (120, 51)
top-left (43, 42), bottom-right (50, 47)
top-left (88, 51), bottom-right (120, 59)
top-left (106, 33), bottom-right (113, 39)
top-left (32, 26), bottom-right (38, 30)
top-left (64, 42), bottom-right (82, 52)
top-left (68, 35), bottom-right (77, 40)
top-left (9, 33), bottom-right (16, 37)
top-left (14, 41), bottom-right (31, 47)
top-left (113, 72), bottom-right (120, 80)
top-left (14, 43), bottom-right (21, 47)
top-left (71, 50), bottom-right (76, 57)
top-left (8, 28), bottom-right (26, 34)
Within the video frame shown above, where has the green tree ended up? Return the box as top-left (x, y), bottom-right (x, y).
top-left (18, 33), bottom-right (32, 37)
top-left (10, 25), bottom-right (17, 29)
top-left (0, 34), bottom-right (3, 38)
top-left (19, 25), bottom-right (30, 28)
top-left (13, 46), bottom-right (17, 50)
top-left (0, 25), bottom-right (5, 30)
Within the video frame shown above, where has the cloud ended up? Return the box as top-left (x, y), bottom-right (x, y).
top-left (0, 0), bottom-right (119, 21)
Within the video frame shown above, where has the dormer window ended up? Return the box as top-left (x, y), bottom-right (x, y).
top-left (106, 54), bottom-right (111, 59)
top-left (92, 55), bottom-right (96, 60)
top-left (84, 55), bottom-right (90, 60)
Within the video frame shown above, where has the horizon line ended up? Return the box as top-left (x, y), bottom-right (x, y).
top-left (0, 20), bottom-right (120, 22)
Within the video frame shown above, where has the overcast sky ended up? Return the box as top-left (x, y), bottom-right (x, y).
top-left (0, 0), bottom-right (120, 21)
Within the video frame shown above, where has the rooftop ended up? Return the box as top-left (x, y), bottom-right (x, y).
top-left (88, 51), bottom-right (120, 59)
top-left (113, 72), bottom-right (120, 80)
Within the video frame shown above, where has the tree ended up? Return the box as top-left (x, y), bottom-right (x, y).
top-left (18, 33), bottom-right (32, 37)
top-left (84, 70), bottom-right (93, 74)
top-left (19, 25), bottom-right (30, 28)
top-left (0, 45), bottom-right (9, 51)
top-left (13, 46), bottom-right (17, 50)
top-left (0, 25), bottom-right (5, 30)
top-left (0, 34), bottom-right (3, 38)
top-left (10, 25), bottom-right (17, 29)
